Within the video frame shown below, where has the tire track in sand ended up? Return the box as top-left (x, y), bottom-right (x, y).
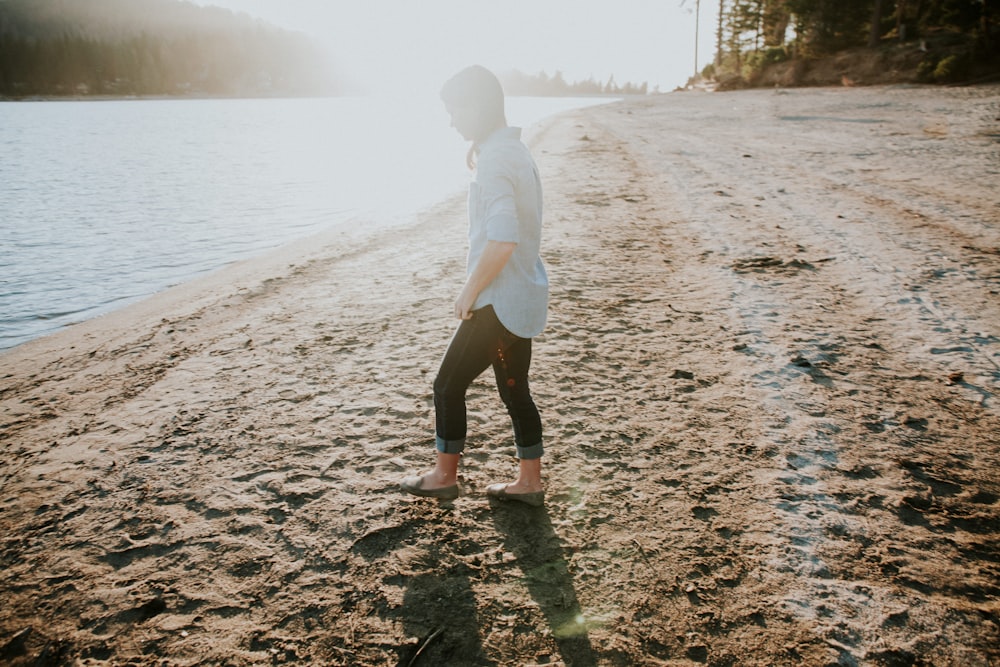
top-left (582, 88), bottom-right (1000, 665)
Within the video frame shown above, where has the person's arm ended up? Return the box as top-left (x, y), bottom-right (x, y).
top-left (455, 240), bottom-right (516, 320)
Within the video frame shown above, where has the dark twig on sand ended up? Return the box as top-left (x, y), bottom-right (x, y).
top-left (407, 627), bottom-right (444, 667)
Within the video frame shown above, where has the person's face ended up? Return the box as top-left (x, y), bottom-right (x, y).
top-left (445, 102), bottom-right (481, 141)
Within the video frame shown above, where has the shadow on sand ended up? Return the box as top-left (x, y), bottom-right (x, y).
top-left (395, 502), bottom-right (596, 666)
top-left (397, 566), bottom-right (488, 666)
top-left (490, 501), bottom-right (597, 667)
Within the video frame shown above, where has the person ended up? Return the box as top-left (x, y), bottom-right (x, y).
top-left (400, 65), bottom-right (549, 507)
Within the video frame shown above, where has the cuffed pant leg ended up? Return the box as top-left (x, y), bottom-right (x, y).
top-left (433, 307), bottom-right (505, 455)
top-left (516, 441), bottom-right (544, 460)
top-left (493, 335), bottom-right (544, 459)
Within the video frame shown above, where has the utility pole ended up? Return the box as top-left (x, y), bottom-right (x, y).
top-left (695, 0), bottom-right (701, 78)
top-left (682, 0), bottom-right (702, 80)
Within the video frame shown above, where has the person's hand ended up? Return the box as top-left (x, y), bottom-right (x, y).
top-left (454, 287), bottom-right (476, 320)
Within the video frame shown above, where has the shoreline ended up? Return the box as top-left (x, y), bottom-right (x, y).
top-left (0, 92), bottom-right (634, 103)
top-left (0, 208), bottom-right (423, 355)
top-left (1, 95), bottom-right (602, 353)
top-left (2, 86), bottom-right (998, 666)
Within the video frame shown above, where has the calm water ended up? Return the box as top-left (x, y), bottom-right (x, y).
top-left (0, 95), bottom-right (609, 350)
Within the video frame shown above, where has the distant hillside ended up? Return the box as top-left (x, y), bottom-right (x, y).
top-left (0, 0), bottom-right (343, 97)
top-left (500, 70), bottom-right (652, 96)
top-left (728, 39), bottom-right (1000, 90)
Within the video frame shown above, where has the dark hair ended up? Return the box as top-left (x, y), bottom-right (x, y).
top-left (441, 65), bottom-right (507, 168)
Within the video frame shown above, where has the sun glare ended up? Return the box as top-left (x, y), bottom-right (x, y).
top-left (191, 0), bottom-right (718, 94)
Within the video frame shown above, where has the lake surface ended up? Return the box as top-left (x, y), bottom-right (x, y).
top-left (0, 95), bottom-right (610, 350)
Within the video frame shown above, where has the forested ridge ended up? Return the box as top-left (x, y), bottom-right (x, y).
top-left (0, 0), bottom-right (341, 97)
top-left (501, 70), bottom-right (652, 97)
top-left (708, 0), bottom-right (999, 87)
top-left (2, 0), bottom-right (996, 98)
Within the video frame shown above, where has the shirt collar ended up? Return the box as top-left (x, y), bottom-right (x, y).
top-left (481, 126), bottom-right (522, 146)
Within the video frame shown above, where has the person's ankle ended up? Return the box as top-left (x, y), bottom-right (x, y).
top-left (513, 479), bottom-right (543, 493)
top-left (428, 468), bottom-right (457, 487)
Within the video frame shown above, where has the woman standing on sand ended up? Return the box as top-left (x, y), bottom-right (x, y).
top-left (401, 65), bottom-right (549, 507)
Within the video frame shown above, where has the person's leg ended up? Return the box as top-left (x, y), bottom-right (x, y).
top-left (421, 451), bottom-right (461, 487)
top-left (490, 334), bottom-right (544, 496)
top-left (405, 307), bottom-right (504, 493)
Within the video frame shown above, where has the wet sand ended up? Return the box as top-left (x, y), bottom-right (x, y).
top-left (2, 85), bottom-right (999, 666)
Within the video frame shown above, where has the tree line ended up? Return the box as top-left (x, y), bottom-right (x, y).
top-left (0, 0), bottom-right (340, 97)
top-left (709, 0), bottom-right (997, 85)
top-left (500, 70), bottom-right (651, 97)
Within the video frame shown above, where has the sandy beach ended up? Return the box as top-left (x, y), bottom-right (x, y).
top-left (2, 85), bottom-right (999, 666)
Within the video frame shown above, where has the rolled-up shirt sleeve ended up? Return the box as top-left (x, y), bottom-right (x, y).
top-left (477, 160), bottom-right (520, 244)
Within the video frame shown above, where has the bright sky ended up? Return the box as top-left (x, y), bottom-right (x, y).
top-left (192, 0), bottom-right (719, 94)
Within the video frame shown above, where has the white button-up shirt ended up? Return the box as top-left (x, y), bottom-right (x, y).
top-left (468, 127), bottom-right (548, 338)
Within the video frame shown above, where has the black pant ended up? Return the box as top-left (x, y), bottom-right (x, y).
top-left (433, 305), bottom-right (543, 459)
